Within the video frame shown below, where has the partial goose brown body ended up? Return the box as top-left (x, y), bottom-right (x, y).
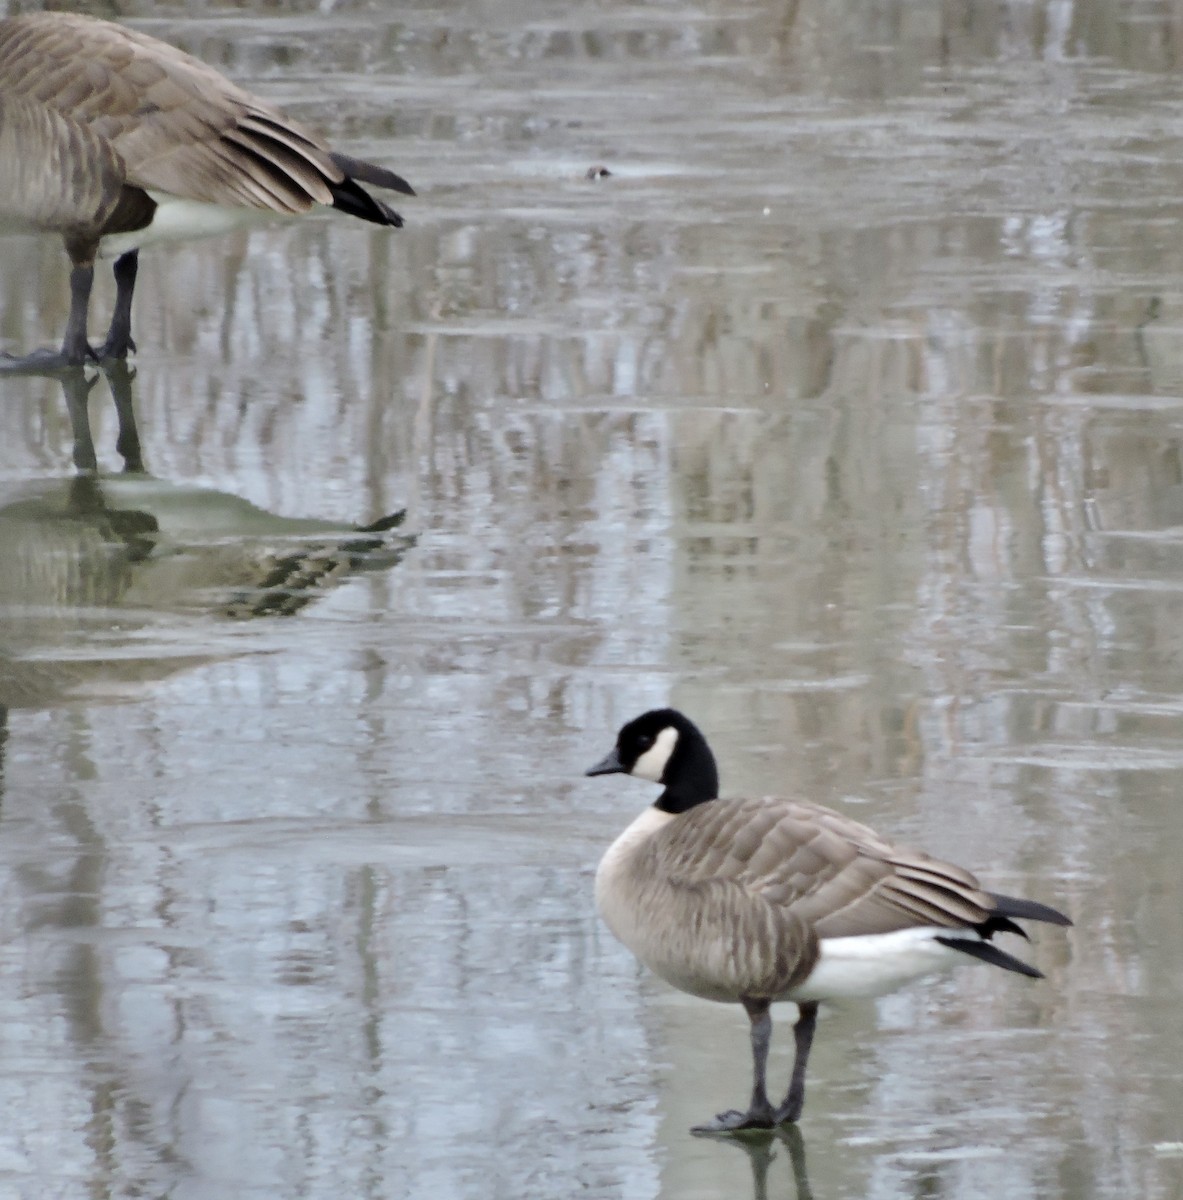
top-left (0, 91), bottom-right (154, 249)
top-left (0, 12), bottom-right (413, 367)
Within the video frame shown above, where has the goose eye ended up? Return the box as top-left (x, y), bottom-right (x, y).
top-left (636, 734), bottom-right (654, 752)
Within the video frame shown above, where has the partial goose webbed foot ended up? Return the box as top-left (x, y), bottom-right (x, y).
top-left (0, 346), bottom-right (93, 374)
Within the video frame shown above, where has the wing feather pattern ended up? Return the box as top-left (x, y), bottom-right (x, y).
top-left (647, 796), bottom-right (1006, 951)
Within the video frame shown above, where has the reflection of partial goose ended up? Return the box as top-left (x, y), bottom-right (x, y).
top-left (0, 475), bottom-right (412, 619)
top-left (587, 709), bottom-right (1071, 1132)
top-left (0, 367), bottom-right (414, 621)
top-left (0, 481), bottom-right (410, 708)
top-left (0, 11), bottom-right (414, 369)
top-left (699, 1126), bottom-right (814, 1200)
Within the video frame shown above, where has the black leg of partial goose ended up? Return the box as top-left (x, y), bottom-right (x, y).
top-left (0, 263), bottom-right (96, 374)
top-left (98, 252), bottom-right (139, 360)
top-left (692, 998), bottom-right (778, 1133)
top-left (60, 264), bottom-right (98, 366)
top-left (773, 1001), bottom-right (819, 1125)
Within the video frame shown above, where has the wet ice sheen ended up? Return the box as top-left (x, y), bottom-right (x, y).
top-left (0, 1), bottom-right (1179, 1198)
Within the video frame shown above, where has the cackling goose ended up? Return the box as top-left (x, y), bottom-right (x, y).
top-left (587, 707), bottom-right (1072, 1132)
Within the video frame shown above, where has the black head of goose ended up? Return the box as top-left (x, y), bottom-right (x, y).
top-left (587, 707), bottom-right (1072, 1132)
top-left (0, 12), bottom-right (415, 370)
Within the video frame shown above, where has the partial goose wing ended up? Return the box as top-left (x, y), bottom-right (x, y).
top-left (654, 796), bottom-right (997, 938)
top-left (0, 13), bottom-right (408, 216)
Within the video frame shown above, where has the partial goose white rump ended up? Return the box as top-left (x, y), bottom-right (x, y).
top-left (587, 708), bottom-right (1072, 1132)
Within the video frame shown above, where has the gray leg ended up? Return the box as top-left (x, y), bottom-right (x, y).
top-left (61, 263), bottom-right (98, 365)
top-left (773, 1001), bottom-right (818, 1124)
top-left (99, 251), bottom-right (139, 360)
top-left (692, 997), bottom-right (778, 1133)
top-left (0, 263), bottom-right (96, 373)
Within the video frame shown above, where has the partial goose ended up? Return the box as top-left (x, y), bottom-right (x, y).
top-left (587, 708), bottom-right (1071, 1132)
top-left (0, 12), bottom-right (414, 369)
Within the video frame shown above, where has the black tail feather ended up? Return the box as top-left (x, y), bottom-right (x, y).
top-left (936, 936), bottom-right (1045, 979)
top-left (988, 892), bottom-right (1073, 927)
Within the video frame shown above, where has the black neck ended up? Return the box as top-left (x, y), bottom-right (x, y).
top-left (654, 732), bottom-right (719, 814)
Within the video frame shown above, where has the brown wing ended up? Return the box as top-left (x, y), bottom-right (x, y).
top-left (624, 828), bottom-right (818, 999)
top-left (653, 796), bottom-right (997, 939)
top-left (0, 13), bottom-right (341, 214)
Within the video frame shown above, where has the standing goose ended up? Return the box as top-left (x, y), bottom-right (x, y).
top-left (587, 708), bottom-right (1072, 1132)
top-left (0, 12), bottom-right (414, 369)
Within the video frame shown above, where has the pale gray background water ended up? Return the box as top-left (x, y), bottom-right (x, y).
top-left (0, 1), bottom-right (1179, 1197)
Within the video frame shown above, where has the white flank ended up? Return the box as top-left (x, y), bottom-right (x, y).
top-left (100, 193), bottom-right (300, 257)
top-left (632, 726), bottom-right (678, 783)
top-left (595, 805), bottom-right (674, 940)
top-left (789, 928), bottom-right (979, 1002)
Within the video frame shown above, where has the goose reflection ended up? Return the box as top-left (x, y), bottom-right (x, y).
top-left (693, 1125), bottom-right (815, 1200)
top-left (1, 362), bottom-right (413, 620)
top-left (0, 363), bottom-right (414, 708)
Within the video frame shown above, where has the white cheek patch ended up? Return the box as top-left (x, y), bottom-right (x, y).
top-left (631, 726), bottom-right (678, 782)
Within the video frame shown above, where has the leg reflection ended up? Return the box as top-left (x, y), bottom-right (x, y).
top-left (103, 360), bottom-right (145, 474)
top-left (691, 1123), bottom-right (814, 1200)
top-left (53, 361), bottom-right (145, 477)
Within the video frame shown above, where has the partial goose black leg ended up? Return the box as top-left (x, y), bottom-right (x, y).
top-left (97, 251), bottom-right (138, 360)
top-left (773, 1002), bottom-right (818, 1124)
top-left (0, 259), bottom-right (97, 373)
top-left (61, 261), bottom-right (98, 365)
top-left (0, 239), bottom-right (134, 373)
top-left (692, 998), bottom-right (778, 1133)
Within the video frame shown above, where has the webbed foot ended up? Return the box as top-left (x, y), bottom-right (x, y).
top-left (692, 1107), bottom-right (777, 1135)
top-left (0, 347), bottom-right (93, 375)
top-left (96, 333), bottom-right (136, 361)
